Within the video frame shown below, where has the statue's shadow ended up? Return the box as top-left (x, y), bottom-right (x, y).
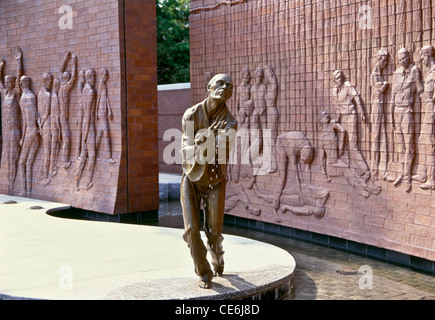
top-left (212, 269), bottom-right (317, 300)
top-left (208, 272), bottom-right (295, 300)
top-left (284, 269), bottom-right (317, 300)
top-left (208, 273), bottom-right (261, 298)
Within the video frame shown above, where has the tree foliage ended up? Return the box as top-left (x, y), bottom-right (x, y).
top-left (156, 0), bottom-right (190, 85)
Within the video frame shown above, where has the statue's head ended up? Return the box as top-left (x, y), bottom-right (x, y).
top-left (375, 50), bottom-right (389, 69)
top-left (319, 110), bottom-right (331, 124)
top-left (20, 75), bottom-right (31, 90)
top-left (85, 69), bottom-right (96, 87)
top-left (61, 71), bottom-right (71, 85)
top-left (420, 45), bottom-right (435, 67)
top-left (4, 75), bottom-right (16, 91)
top-left (398, 48), bottom-right (411, 69)
top-left (300, 145), bottom-right (315, 165)
top-left (254, 67), bottom-right (264, 83)
top-left (204, 71), bottom-right (213, 83)
top-left (100, 68), bottom-right (109, 82)
top-left (207, 73), bottom-right (233, 102)
top-left (42, 73), bottom-right (53, 90)
top-left (241, 68), bottom-right (250, 84)
top-left (333, 70), bottom-right (345, 87)
top-left (53, 78), bottom-right (60, 93)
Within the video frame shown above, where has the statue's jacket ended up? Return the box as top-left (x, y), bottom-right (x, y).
top-left (181, 98), bottom-right (237, 190)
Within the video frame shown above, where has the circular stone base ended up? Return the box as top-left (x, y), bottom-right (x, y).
top-left (0, 196), bottom-right (295, 300)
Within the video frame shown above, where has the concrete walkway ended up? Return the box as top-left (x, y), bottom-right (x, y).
top-left (0, 195), bottom-right (294, 300)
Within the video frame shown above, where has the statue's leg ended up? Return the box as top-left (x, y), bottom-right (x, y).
top-left (203, 181), bottom-right (226, 277)
top-left (181, 175), bottom-right (213, 287)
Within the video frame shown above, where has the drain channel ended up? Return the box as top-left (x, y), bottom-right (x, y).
top-left (336, 268), bottom-right (361, 276)
top-left (29, 206), bottom-right (44, 210)
top-left (3, 200), bottom-right (18, 205)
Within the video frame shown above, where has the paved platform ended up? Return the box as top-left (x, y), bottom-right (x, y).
top-left (0, 195), bottom-right (295, 300)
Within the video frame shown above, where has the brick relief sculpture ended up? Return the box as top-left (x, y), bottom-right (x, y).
top-left (190, 0), bottom-right (435, 261)
top-left (0, 48), bottom-right (117, 196)
top-left (414, 45), bottom-right (435, 190)
top-left (319, 110), bottom-right (380, 198)
top-left (50, 78), bottom-right (61, 178)
top-left (37, 71), bottom-right (53, 185)
top-left (272, 131), bottom-right (329, 221)
top-left (0, 49), bottom-right (22, 194)
top-left (226, 69), bottom-right (260, 216)
top-left (96, 68), bottom-right (116, 165)
top-left (384, 48), bottom-right (423, 193)
top-left (18, 73), bottom-right (39, 198)
top-left (58, 53), bottom-right (77, 170)
top-left (0, 0), bottom-right (159, 216)
top-left (332, 70), bottom-right (370, 183)
top-left (250, 67), bottom-right (267, 169)
top-left (252, 131), bottom-right (329, 221)
top-left (264, 65), bottom-right (279, 173)
top-left (75, 69), bottom-right (86, 161)
top-left (75, 69), bottom-right (97, 191)
top-left (370, 50), bottom-right (389, 181)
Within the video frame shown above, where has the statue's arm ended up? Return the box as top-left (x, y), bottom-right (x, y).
top-left (0, 59), bottom-right (5, 91)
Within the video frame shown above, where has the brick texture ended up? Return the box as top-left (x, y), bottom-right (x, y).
top-left (158, 87), bottom-right (190, 174)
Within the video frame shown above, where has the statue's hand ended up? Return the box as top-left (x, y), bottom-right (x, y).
top-left (194, 131), bottom-right (208, 145)
top-left (15, 48), bottom-right (22, 61)
top-left (209, 120), bottom-right (227, 134)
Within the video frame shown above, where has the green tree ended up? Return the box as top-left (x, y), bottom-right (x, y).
top-left (156, 0), bottom-right (190, 85)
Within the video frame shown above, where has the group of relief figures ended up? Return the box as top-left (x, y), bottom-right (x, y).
top-left (223, 46), bottom-right (435, 222)
top-left (0, 49), bottom-right (115, 198)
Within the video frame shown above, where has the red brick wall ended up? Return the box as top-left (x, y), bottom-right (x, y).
top-left (0, 0), bottom-right (158, 215)
top-left (158, 85), bottom-right (191, 174)
top-left (122, 0), bottom-right (159, 213)
top-left (190, 0), bottom-right (435, 261)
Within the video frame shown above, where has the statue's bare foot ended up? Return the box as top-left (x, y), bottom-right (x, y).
top-left (198, 272), bottom-right (213, 289)
top-left (51, 168), bottom-right (58, 177)
top-left (247, 204), bottom-right (261, 216)
top-left (198, 279), bottom-right (211, 289)
top-left (42, 178), bottom-right (51, 186)
top-left (214, 264), bottom-right (224, 277)
top-left (64, 161), bottom-right (71, 169)
top-left (403, 180), bottom-right (411, 193)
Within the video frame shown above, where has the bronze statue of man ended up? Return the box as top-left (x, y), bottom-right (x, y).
top-left (180, 74), bottom-right (237, 289)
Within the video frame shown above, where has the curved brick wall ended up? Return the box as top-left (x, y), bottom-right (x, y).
top-left (189, 0), bottom-right (435, 261)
